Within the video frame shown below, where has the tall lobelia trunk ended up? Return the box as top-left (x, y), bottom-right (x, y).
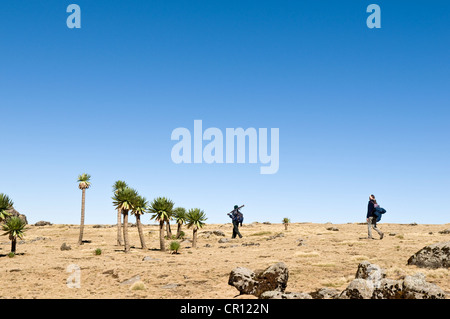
top-left (192, 227), bottom-right (198, 248)
top-left (176, 222), bottom-right (182, 239)
top-left (165, 219), bottom-right (173, 239)
top-left (116, 208), bottom-right (123, 246)
top-left (136, 214), bottom-right (147, 250)
top-left (159, 219), bottom-right (166, 251)
top-left (78, 188), bottom-right (86, 245)
top-left (123, 211), bottom-right (130, 252)
top-left (11, 236), bottom-right (16, 254)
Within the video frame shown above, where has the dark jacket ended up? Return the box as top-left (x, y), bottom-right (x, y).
top-left (367, 200), bottom-right (376, 219)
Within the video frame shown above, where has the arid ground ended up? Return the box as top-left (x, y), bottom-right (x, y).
top-left (0, 222), bottom-right (449, 299)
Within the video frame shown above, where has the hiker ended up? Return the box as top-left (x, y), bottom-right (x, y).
top-left (367, 194), bottom-right (384, 240)
top-left (227, 205), bottom-right (243, 239)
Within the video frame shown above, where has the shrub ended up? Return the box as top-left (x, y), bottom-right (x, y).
top-left (170, 241), bottom-right (180, 254)
top-left (94, 248), bottom-right (102, 255)
top-left (130, 281), bottom-right (146, 291)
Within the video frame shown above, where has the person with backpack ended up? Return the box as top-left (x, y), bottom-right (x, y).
top-left (367, 195), bottom-right (384, 240)
top-left (228, 205), bottom-right (244, 239)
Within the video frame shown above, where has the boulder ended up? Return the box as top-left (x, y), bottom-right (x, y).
top-left (228, 262), bottom-right (289, 297)
top-left (60, 243), bottom-right (72, 251)
top-left (355, 261), bottom-right (386, 288)
top-left (438, 229), bottom-right (450, 234)
top-left (35, 221), bottom-right (52, 226)
top-left (372, 278), bottom-right (404, 299)
top-left (201, 230), bottom-right (226, 237)
top-left (259, 291), bottom-right (312, 299)
top-left (228, 267), bottom-right (258, 295)
top-left (402, 273), bottom-right (446, 299)
top-left (407, 241), bottom-right (450, 269)
top-left (338, 279), bottom-right (374, 299)
top-left (6, 207), bottom-right (28, 225)
top-left (309, 288), bottom-right (340, 299)
top-left (341, 261), bottom-right (446, 299)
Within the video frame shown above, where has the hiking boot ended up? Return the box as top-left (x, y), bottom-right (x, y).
top-left (380, 233), bottom-right (384, 240)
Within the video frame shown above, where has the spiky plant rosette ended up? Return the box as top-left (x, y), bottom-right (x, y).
top-left (0, 193), bottom-right (14, 221)
top-left (112, 187), bottom-right (138, 212)
top-left (186, 208), bottom-right (207, 230)
top-left (148, 197), bottom-right (174, 222)
top-left (77, 173), bottom-right (91, 189)
top-left (132, 195), bottom-right (148, 216)
top-left (2, 216), bottom-right (26, 240)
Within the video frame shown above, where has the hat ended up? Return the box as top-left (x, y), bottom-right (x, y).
top-left (234, 205), bottom-right (238, 209)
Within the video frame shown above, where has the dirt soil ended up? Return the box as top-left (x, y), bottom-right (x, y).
top-left (0, 222), bottom-right (449, 299)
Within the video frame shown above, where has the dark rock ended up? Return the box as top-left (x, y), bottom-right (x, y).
top-left (407, 241), bottom-right (450, 269)
top-left (35, 221), bottom-right (52, 226)
top-left (228, 262), bottom-right (289, 298)
top-left (372, 278), bottom-right (404, 299)
top-left (309, 288), bottom-right (340, 299)
top-left (267, 233), bottom-right (284, 240)
top-left (60, 243), bottom-right (72, 251)
top-left (259, 291), bottom-right (312, 299)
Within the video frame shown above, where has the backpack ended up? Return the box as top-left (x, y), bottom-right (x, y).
top-left (236, 211), bottom-right (244, 224)
top-left (373, 206), bottom-right (386, 222)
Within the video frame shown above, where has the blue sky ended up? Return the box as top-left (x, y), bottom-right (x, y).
top-left (1, 1), bottom-right (449, 225)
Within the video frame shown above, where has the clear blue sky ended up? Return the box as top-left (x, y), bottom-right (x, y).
top-left (1, 1), bottom-right (449, 225)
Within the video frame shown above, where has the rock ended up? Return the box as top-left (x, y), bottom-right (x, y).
top-left (341, 262), bottom-right (446, 299)
top-left (93, 225), bottom-right (109, 228)
top-left (407, 241), bottom-right (450, 269)
top-left (35, 221), bottom-right (52, 226)
top-left (259, 291), bottom-right (312, 299)
top-left (201, 230), bottom-right (226, 237)
top-left (309, 288), bottom-right (340, 299)
top-left (438, 229), bottom-right (450, 234)
top-left (253, 262), bottom-right (289, 296)
top-left (120, 275), bottom-right (141, 286)
top-left (60, 243), bottom-right (71, 251)
top-left (142, 256), bottom-right (160, 261)
top-left (242, 242), bottom-right (260, 247)
top-left (326, 227), bottom-right (339, 231)
top-left (228, 262), bottom-right (289, 298)
top-left (355, 261), bottom-right (386, 288)
top-left (103, 269), bottom-right (119, 279)
top-left (339, 278), bottom-right (374, 299)
top-left (228, 267), bottom-right (258, 295)
top-left (372, 278), bottom-right (404, 299)
top-left (161, 283), bottom-right (180, 289)
top-left (6, 207), bottom-right (28, 225)
top-left (402, 273), bottom-right (446, 299)
top-left (296, 238), bottom-right (306, 246)
top-left (218, 238), bottom-right (230, 243)
top-left (266, 233), bottom-right (284, 240)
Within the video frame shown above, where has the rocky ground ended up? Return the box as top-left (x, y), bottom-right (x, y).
top-left (0, 222), bottom-right (448, 299)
